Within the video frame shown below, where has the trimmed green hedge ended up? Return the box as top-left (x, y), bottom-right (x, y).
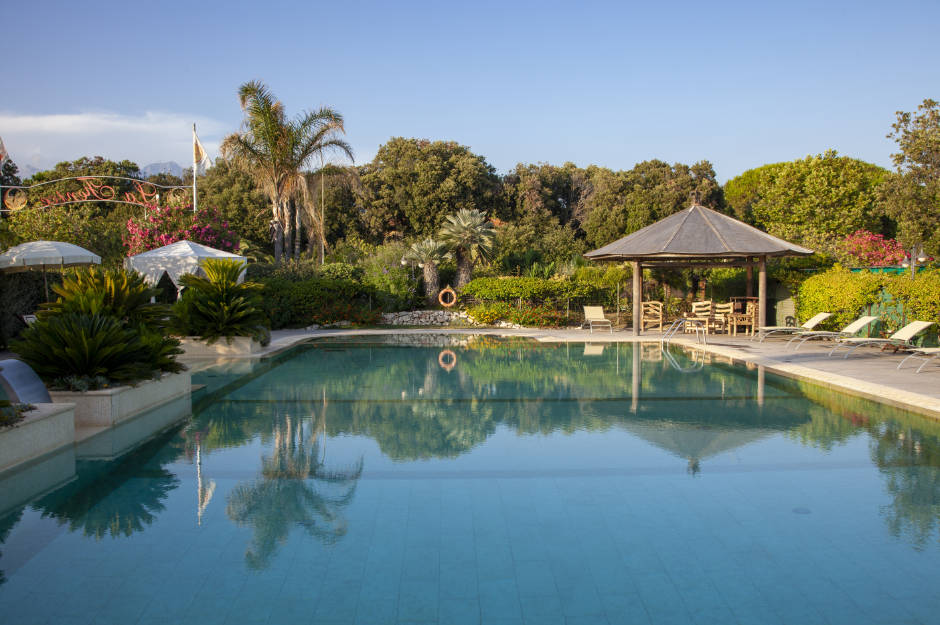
top-left (796, 267), bottom-right (940, 340)
top-left (460, 276), bottom-right (602, 303)
top-left (258, 277), bottom-right (379, 328)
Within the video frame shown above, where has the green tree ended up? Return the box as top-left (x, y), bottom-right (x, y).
top-left (750, 150), bottom-right (888, 253)
top-left (880, 98), bottom-right (940, 256)
top-left (359, 138), bottom-right (501, 241)
top-left (579, 160), bottom-right (723, 248)
top-left (439, 208), bottom-right (495, 287)
top-left (221, 81), bottom-right (353, 263)
top-left (196, 159), bottom-right (271, 251)
top-left (300, 164), bottom-right (364, 263)
top-left (722, 162), bottom-right (786, 223)
top-left (402, 238), bottom-right (450, 306)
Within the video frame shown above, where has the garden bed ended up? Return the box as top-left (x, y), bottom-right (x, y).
top-left (50, 371), bottom-right (191, 429)
top-left (0, 403), bottom-right (76, 472)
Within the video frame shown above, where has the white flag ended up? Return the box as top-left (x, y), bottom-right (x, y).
top-left (193, 125), bottom-right (212, 174)
top-left (0, 136), bottom-right (8, 165)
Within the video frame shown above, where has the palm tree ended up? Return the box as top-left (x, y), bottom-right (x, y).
top-left (402, 238), bottom-right (450, 306)
top-left (220, 81), bottom-right (353, 263)
top-left (438, 208), bottom-right (495, 288)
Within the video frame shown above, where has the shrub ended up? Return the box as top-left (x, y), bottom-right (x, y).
top-left (13, 314), bottom-right (159, 388)
top-left (883, 270), bottom-right (940, 328)
top-left (461, 277), bottom-right (598, 303)
top-left (466, 302), bottom-right (513, 324)
top-left (507, 306), bottom-right (568, 328)
top-left (796, 267), bottom-right (886, 330)
top-left (41, 267), bottom-right (168, 328)
top-left (0, 400), bottom-right (33, 428)
top-left (258, 277), bottom-right (378, 329)
top-left (172, 259), bottom-right (269, 344)
top-left (124, 204), bottom-right (239, 255)
top-left (838, 230), bottom-right (907, 267)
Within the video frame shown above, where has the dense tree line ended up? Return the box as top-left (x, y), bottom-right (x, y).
top-left (3, 98), bottom-right (938, 266)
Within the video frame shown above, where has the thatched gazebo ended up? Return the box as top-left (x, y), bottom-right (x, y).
top-left (584, 202), bottom-right (812, 335)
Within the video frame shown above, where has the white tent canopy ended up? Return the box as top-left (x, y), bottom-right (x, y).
top-left (0, 240), bottom-right (101, 272)
top-left (124, 240), bottom-right (247, 287)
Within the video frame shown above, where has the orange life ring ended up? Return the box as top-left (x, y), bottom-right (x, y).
top-left (438, 349), bottom-right (457, 371)
top-left (438, 286), bottom-right (457, 308)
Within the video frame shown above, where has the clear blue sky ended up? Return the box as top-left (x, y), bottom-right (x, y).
top-left (2, 0), bottom-right (937, 181)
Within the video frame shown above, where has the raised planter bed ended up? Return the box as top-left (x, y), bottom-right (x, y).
top-left (179, 336), bottom-right (263, 357)
top-left (50, 371), bottom-right (191, 429)
top-left (0, 403), bottom-right (75, 473)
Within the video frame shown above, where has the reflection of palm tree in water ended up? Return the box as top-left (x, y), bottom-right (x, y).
top-left (0, 507), bottom-right (24, 586)
top-left (226, 394), bottom-right (363, 570)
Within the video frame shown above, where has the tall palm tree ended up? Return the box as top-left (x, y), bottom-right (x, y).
top-left (438, 208), bottom-right (495, 288)
top-left (221, 81), bottom-right (353, 263)
top-left (402, 238), bottom-right (450, 306)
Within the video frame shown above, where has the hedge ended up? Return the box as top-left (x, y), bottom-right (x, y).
top-left (258, 277), bottom-right (379, 329)
top-left (796, 267), bottom-right (940, 340)
top-left (460, 276), bottom-right (603, 304)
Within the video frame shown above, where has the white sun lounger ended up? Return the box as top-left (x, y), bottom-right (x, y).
top-left (897, 347), bottom-right (940, 373)
top-left (828, 320), bottom-right (936, 359)
top-left (753, 312), bottom-right (832, 342)
top-left (786, 315), bottom-right (879, 351)
top-left (582, 306), bottom-right (612, 334)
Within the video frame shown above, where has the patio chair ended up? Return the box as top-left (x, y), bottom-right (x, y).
top-left (827, 320), bottom-right (936, 359)
top-left (683, 301), bottom-right (712, 333)
top-left (582, 306), bottom-right (612, 334)
top-left (641, 301), bottom-right (664, 332)
top-left (0, 359), bottom-right (52, 404)
top-left (753, 312), bottom-right (832, 343)
top-left (727, 302), bottom-right (757, 337)
top-left (786, 315), bottom-right (879, 351)
top-left (708, 302), bottom-right (734, 334)
top-left (897, 347), bottom-right (940, 373)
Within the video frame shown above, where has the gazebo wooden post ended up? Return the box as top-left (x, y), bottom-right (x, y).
top-left (632, 261), bottom-right (642, 336)
top-left (758, 256), bottom-right (767, 328)
top-left (746, 264), bottom-right (753, 298)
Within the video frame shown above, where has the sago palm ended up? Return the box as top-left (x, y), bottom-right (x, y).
top-left (402, 238), bottom-right (451, 306)
top-left (439, 208), bottom-right (495, 288)
top-left (221, 81), bottom-right (353, 262)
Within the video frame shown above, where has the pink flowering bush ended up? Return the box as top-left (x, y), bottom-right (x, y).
top-left (838, 230), bottom-right (907, 267)
top-left (124, 204), bottom-right (239, 256)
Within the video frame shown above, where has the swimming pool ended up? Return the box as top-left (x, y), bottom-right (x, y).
top-left (1, 335), bottom-right (938, 624)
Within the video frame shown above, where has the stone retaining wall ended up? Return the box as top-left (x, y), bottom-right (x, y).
top-left (381, 310), bottom-right (478, 326)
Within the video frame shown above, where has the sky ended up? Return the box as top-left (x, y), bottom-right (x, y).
top-left (1, 0), bottom-right (937, 182)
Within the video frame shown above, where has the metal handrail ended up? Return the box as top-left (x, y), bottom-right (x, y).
top-left (661, 318), bottom-right (707, 347)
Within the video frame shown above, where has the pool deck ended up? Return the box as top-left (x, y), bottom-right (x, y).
top-left (255, 326), bottom-right (940, 419)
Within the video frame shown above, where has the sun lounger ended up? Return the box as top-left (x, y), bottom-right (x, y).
top-left (582, 306), bottom-right (612, 334)
top-left (786, 315), bottom-right (879, 350)
top-left (0, 359), bottom-right (52, 404)
top-left (896, 347), bottom-right (940, 373)
top-left (827, 320), bottom-right (936, 359)
top-left (753, 312), bottom-right (832, 342)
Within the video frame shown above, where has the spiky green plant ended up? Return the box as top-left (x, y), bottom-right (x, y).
top-left (41, 266), bottom-right (169, 328)
top-left (438, 208), bottom-right (495, 288)
top-left (172, 259), bottom-right (269, 345)
top-left (12, 314), bottom-right (157, 387)
top-left (402, 238), bottom-right (451, 306)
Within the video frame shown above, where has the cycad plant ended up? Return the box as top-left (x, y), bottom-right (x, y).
top-left (439, 208), bottom-right (495, 288)
top-left (172, 259), bottom-right (269, 345)
top-left (402, 238), bottom-right (451, 306)
top-left (12, 268), bottom-right (183, 389)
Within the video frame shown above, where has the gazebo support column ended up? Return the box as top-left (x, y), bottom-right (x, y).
top-left (632, 261), bottom-right (642, 336)
top-left (758, 256), bottom-right (767, 328)
top-left (746, 265), bottom-right (753, 298)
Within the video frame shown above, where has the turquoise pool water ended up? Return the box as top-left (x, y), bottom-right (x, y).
top-left (1, 336), bottom-right (939, 625)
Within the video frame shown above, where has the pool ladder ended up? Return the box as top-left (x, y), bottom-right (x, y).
top-left (661, 318), bottom-right (707, 348)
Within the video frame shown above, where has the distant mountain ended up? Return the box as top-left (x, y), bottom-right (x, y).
top-left (17, 164), bottom-right (41, 179)
top-left (142, 161), bottom-right (184, 178)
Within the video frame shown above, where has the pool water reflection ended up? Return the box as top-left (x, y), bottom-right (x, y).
top-left (1, 336), bottom-right (939, 624)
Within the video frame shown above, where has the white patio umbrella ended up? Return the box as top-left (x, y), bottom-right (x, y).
top-left (124, 240), bottom-right (247, 290)
top-left (0, 240), bottom-right (102, 299)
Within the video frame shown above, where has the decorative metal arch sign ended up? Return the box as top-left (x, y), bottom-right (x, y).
top-left (0, 176), bottom-right (191, 212)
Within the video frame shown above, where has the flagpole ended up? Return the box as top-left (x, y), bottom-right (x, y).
top-left (192, 123), bottom-right (198, 214)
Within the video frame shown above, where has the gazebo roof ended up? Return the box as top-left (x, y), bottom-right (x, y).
top-left (584, 204), bottom-right (813, 262)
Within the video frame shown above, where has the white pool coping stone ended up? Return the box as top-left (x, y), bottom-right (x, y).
top-left (0, 402), bottom-right (76, 472)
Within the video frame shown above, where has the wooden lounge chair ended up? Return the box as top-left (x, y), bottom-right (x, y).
top-left (897, 347), bottom-right (940, 373)
top-left (828, 320), bottom-right (936, 358)
top-left (641, 301), bottom-right (664, 332)
top-left (786, 315), bottom-right (879, 350)
top-left (708, 302), bottom-right (734, 334)
top-left (753, 312), bottom-right (832, 342)
top-left (582, 306), bottom-right (612, 334)
top-left (683, 301), bottom-right (712, 333)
